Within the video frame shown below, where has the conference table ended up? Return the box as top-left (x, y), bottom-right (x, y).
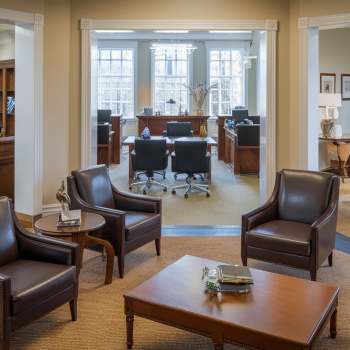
top-left (122, 136), bottom-right (217, 182)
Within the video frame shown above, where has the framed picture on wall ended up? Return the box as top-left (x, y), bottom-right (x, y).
top-left (341, 74), bottom-right (350, 101)
top-left (320, 73), bottom-right (336, 94)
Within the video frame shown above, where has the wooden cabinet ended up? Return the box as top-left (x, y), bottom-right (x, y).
top-left (136, 115), bottom-right (210, 137)
top-left (0, 60), bottom-right (15, 200)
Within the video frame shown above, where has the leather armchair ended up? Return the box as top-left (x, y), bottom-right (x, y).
top-left (67, 164), bottom-right (162, 278)
top-left (241, 169), bottom-right (340, 281)
top-left (0, 197), bottom-right (79, 350)
top-left (171, 140), bottom-right (210, 198)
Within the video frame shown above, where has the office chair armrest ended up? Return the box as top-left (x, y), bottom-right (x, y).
top-left (190, 130), bottom-right (194, 137)
top-left (311, 176), bottom-right (339, 268)
top-left (171, 151), bottom-right (176, 172)
top-left (112, 184), bottom-right (162, 214)
top-left (0, 273), bottom-right (11, 336)
top-left (163, 131), bottom-right (167, 137)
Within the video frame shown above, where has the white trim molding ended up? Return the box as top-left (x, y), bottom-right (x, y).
top-left (298, 13), bottom-right (350, 170)
top-left (81, 19), bottom-right (278, 200)
top-left (0, 8), bottom-right (43, 216)
top-left (42, 203), bottom-right (61, 217)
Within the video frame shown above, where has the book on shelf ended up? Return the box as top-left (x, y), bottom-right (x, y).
top-left (57, 209), bottom-right (81, 227)
top-left (217, 265), bottom-right (253, 284)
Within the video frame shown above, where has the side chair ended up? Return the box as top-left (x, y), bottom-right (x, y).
top-left (0, 196), bottom-right (79, 350)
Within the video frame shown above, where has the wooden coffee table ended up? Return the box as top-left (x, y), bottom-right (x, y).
top-left (124, 255), bottom-right (339, 350)
top-left (35, 212), bottom-right (115, 284)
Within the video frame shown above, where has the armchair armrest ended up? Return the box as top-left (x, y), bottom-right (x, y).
top-left (0, 273), bottom-right (11, 338)
top-left (311, 176), bottom-right (340, 268)
top-left (10, 200), bottom-right (80, 268)
top-left (112, 184), bottom-right (162, 214)
top-left (241, 172), bottom-right (281, 233)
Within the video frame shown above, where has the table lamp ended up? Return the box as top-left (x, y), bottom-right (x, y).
top-left (319, 93), bottom-right (342, 137)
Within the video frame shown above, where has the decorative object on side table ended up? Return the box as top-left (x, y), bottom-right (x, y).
top-left (319, 93), bottom-right (342, 138)
top-left (56, 180), bottom-right (71, 212)
top-left (141, 127), bottom-right (151, 139)
top-left (184, 82), bottom-right (219, 115)
top-left (143, 106), bottom-right (153, 116)
top-left (341, 74), bottom-right (350, 101)
top-left (320, 73), bottom-right (336, 94)
top-left (199, 123), bottom-right (207, 137)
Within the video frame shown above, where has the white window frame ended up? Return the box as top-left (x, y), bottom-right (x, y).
top-left (150, 40), bottom-right (193, 114)
top-left (205, 41), bottom-right (248, 117)
top-left (98, 40), bottom-right (138, 119)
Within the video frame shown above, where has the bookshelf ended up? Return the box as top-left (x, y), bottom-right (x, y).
top-left (0, 59), bottom-right (15, 200)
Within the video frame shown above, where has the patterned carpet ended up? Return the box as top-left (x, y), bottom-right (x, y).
top-left (9, 236), bottom-right (350, 350)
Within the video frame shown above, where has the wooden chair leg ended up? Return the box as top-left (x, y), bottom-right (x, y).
top-left (328, 252), bottom-right (333, 267)
top-left (69, 297), bottom-right (77, 321)
top-left (155, 237), bottom-right (161, 256)
top-left (310, 268), bottom-right (317, 282)
top-left (118, 254), bottom-right (125, 279)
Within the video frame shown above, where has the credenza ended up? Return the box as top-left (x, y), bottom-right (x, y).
top-left (0, 136), bottom-right (14, 200)
top-left (136, 115), bottom-right (210, 137)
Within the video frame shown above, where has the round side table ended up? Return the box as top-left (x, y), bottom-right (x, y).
top-left (35, 212), bottom-right (114, 284)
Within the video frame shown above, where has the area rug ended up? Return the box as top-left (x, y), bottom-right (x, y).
top-left (10, 237), bottom-right (350, 349)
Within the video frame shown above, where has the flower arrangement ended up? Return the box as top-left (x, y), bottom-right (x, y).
top-left (183, 82), bottom-right (219, 114)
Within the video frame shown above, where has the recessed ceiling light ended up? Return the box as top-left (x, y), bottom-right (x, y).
top-left (153, 30), bottom-right (189, 33)
top-left (209, 31), bottom-right (252, 33)
top-left (94, 30), bottom-right (135, 33)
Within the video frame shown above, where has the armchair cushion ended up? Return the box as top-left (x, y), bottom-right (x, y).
top-left (246, 220), bottom-right (311, 257)
top-left (0, 259), bottom-right (76, 315)
top-left (72, 165), bottom-right (115, 209)
top-left (125, 211), bottom-right (161, 241)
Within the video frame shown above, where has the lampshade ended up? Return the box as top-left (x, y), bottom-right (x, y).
top-left (319, 93), bottom-right (342, 107)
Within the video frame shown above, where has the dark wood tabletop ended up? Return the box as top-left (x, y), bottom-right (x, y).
top-left (319, 133), bottom-right (350, 141)
top-left (124, 255), bottom-right (339, 350)
top-left (35, 212), bottom-right (105, 236)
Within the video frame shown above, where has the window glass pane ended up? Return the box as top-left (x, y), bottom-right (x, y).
top-left (210, 51), bottom-right (219, 60)
top-left (111, 61), bottom-right (121, 75)
top-left (99, 60), bottom-right (110, 75)
top-left (221, 61), bottom-right (230, 76)
top-left (212, 90), bottom-right (219, 102)
top-left (210, 61), bottom-right (219, 76)
top-left (111, 50), bottom-right (121, 59)
top-left (177, 61), bottom-right (187, 76)
top-left (100, 50), bottom-right (110, 59)
top-left (122, 50), bottom-right (132, 60)
top-left (221, 51), bottom-right (230, 60)
top-left (122, 61), bottom-right (132, 76)
top-left (166, 60), bottom-right (176, 76)
top-left (155, 61), bottom-right (165, 76)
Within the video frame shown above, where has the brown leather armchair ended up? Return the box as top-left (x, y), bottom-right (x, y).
top-left (0, 197), bottom-right (79, 350)
top-left (67, 164), bottom-right (162, 278)
top-left (241, 169), bottom-right (340, 281)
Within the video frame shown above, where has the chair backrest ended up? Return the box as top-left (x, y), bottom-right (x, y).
top-left (278, 169), bottom-right (335, 224)
top-left (174, 140), bottom-right (208, 174)
top-left (0, 197), bottom-right (19, 266)
top-left (71, 165), bottom-right (115, 209)
top-left (249, 116), bottom-right (260, 124)
top-left (133, 139), bottom-right (167, 172)
top-left (97, 109), bottom-right (112, 123)
top-left (166, 122), bottom-right (191, 137)
top-left (232, 109), bottom-right (248, 124)
top-left (236, 124), bottom-right (260, 146)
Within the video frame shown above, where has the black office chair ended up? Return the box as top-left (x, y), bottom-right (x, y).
top-left (163, 122), bottom-right (194, 138)
top-left (129, 139), bottom-right (168, 194)
top-left (171, 140), bottom-right (210, 198)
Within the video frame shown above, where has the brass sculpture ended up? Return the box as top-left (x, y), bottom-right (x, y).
top-left (56, 180), bottom-right (71, 212)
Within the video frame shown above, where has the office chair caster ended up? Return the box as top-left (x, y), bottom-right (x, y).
top-left (172, 190), bottom-right (176, 194)
top-left (143, 189), bottom-right (146, 195)
top-left (163, 188), bottom-right (167, 192)
top-left (206, 193), bottom-right (210, 198)
top-left (184, 194), bottom-right (188, 199)
top-left (129, 187), bottom-right (132, 190)
top-left (174, 174), bottom-right (177, 180)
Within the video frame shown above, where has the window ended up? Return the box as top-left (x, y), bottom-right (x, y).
top-left (207, 48), bottom-right (244, 116)
top-left (98, 48), bottom-right (134, 118)
top-left (153, 48), bottom-right (190, 115)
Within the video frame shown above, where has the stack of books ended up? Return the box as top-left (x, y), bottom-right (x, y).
top-left (57, 209), bottom-right (81, 227)
top-left (217, 265), bottom-right (253, 292)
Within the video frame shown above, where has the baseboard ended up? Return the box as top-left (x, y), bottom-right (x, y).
top-left (16, 212), bottom-right (42, 229)
top-left (42, 203), bottom-right (61, 217)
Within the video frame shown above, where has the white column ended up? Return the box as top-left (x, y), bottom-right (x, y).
top-left (265, 20), bottom-right (277, 200)
top-left (81, 19), bottom-right (92, 168)
top-left (14, 14), bottom-right (44, 216)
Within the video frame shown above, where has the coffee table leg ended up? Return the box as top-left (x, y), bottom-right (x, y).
top-left (212, 333), bottom-right (223, 350)
top-left (126, 315), bottom-right (134, 349)
top-left (330, 308), bottom-right (337, 339)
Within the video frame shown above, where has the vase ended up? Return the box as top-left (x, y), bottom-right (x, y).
top-left (197, 109), bottom-right (204, 116)
top-left (199, 124), bottom-right (207, 137)
top-left (320, 118), bottom-right (335, 138)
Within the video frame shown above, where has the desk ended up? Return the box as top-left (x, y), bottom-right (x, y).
top-left (123, 136), bottom-right (217, 181)
top-left (111, 114), bottom-right (125, 164)
top-left (224, 127), bottom-right (259, 175)
top-left (97, 130), bottom-right (114, 168)
top-left (136, 115), bottom-right (210, 137)
top-left (35, 212), bottom-right (114, 284)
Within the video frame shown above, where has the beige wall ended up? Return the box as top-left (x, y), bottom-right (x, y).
top-left (0, 42), bottom-right (15, 60)
top-left (2, 0), bottom-right (350, 207)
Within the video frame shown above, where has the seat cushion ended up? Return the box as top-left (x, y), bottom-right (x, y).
top-left (245, 220), bottom-right (311, 257)
top-left (0, 259), bottom-right (76, 315)
top-left (125, 211), bottom-right (161, 241)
